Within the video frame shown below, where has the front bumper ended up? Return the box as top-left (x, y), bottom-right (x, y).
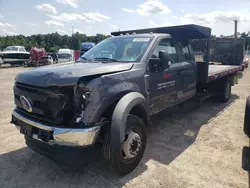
top-left (11, 111), bottom-right (101, 147)
top-left (25, 136), bottom-right (102, 166)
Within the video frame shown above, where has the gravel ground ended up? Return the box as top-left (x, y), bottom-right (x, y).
top-left (0, 66), bottom-right (249, 188)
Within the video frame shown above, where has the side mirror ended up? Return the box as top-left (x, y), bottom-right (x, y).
top-left (149, 58), bottom-right (163, 73)
top-left (159, 51), bottom-right (173, 68)
top-left (159, 51), bottom-right (173, 61)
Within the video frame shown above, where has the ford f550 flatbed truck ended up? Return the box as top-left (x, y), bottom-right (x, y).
top-left (11, 24), bottom-right (241, 175)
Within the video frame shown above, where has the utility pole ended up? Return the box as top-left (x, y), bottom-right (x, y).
top-left (234, 20), bottom-right (238, 39)
top-left (233, 20), bottom-right (238, 64)
top-left (71, 26), bottom-right (74, 50)
top-left (71, 26), bottom-right (75, 64)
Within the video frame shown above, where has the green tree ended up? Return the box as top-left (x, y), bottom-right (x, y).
top-left (0, 32), bottom-right (110, 52)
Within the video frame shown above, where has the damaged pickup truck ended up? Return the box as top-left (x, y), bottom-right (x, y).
top-left (11, 24), bottom-right (241, 175)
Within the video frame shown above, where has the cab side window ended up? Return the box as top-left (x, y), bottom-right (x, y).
top-left (151, 39), bottom-right (178, 63)
top-left (178, 42), bottom-right (192, 61)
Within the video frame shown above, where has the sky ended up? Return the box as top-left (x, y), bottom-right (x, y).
top-left (0, 0), bottom-right (250, 37)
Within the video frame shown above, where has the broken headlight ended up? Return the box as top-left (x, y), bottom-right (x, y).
top-left (74, 83), bottom-right (91, 123)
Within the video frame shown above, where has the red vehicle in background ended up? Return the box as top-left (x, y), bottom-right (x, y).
top-left (28, 47), bottom-right (46, 67)
top-left (74, 50), bottom-right (80, 60)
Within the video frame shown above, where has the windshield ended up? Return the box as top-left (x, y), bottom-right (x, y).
top-left (4, 46), bottom-right (19, 51)
top-left (58, 53), bottom-right (71, 59)
top-left (247, 50), bottom-right (250, 55)
top-left (81, 36), bottom-right (153, 62)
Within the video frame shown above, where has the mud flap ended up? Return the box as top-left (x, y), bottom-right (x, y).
top-left (233, 74), bottom-right (238, 85)
top-left (110, 92), bottom-right (147, 153)
top-left (229, 74), bottom-right (238, 86)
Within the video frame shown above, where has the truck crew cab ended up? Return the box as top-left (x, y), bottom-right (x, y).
top-left (11, 25), bottom-right (240, 175)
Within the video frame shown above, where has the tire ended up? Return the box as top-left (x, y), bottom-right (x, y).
top-left (244, 96), bottom-right (250, 137)
top-left (102, 114), bottom-right (147, 176)
top-left (218, 79), bottom-right (231, 103)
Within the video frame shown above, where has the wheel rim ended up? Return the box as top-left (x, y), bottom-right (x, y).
top-left (225, 82), bottom-right (230, 99)
top-left (121, 129), bottom-right (142, 160)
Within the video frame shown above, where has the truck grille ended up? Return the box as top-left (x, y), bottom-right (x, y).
top-left (14, 82), bottom-right (74, 126)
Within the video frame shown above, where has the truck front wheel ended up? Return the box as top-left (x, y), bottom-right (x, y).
top-left (218, 79), bottom-right (231, 103)
top-left (102, 114), bottom-right (147, 176)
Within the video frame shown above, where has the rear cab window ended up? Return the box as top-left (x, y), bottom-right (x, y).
top-left (177, 41), bottom-right (193, 61)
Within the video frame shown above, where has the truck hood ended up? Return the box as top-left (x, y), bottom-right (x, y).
top-left (15, 62), bottom-right (134, 87)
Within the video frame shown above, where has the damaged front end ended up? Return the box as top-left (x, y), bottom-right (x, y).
top-left (11, 79), bottom-right (103, 147)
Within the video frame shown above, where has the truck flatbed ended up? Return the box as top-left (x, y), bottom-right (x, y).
top-left (208, 65), bottom-right (241, 81)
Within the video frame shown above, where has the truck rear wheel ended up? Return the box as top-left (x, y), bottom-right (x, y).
top-left (218, 79), bottom-right (231, 103)
top-left (241, 66), bottom-right (245, 72)
top-left (244, 96), bottom-right (250, 137)
top-left (102, 114), bottom-right (147, 176)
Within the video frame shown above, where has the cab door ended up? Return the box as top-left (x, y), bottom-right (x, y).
top-left (148, 38), bottom-right (181, 115)
top-left (175, 42), bottom-right (197, 102)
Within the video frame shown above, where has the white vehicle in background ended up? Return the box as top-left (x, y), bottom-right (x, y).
top-left (0, 51), bottom-right (2, 66)
top-left (244, 47), bottom-right (250, 68)
top-left (0, 46), bottom-right (30, 66)
top-left (58, 49), bottom-right (75, 63)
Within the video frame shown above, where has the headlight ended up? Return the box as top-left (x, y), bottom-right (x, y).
top-left (74, 83), bottom-right (90, 109)
top-left (74, 83), bottom-right (91, 123)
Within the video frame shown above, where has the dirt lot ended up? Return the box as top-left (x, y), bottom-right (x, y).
top-left (0, 66), bottom-right (249, 188)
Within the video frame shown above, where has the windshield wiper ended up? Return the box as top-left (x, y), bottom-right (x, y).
top-left (79, 57), bottom-right (89, 60)
top-left (75, 57), bottom-right (90, 63)
top-left (93, 57), bottom-right (119, 62)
